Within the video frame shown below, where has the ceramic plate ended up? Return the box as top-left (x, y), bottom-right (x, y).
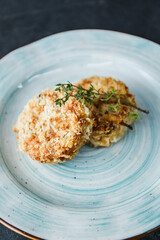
top-left (0, 30), bottom-right (160, 240)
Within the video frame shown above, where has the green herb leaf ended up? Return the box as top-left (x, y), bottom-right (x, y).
top-left (118, 99), bottom-right (121, 104)
top-left (55, 99), bottom-right (62, 107)
top-left (129, 113), bottom-right (138, 119)
top-left (81, 98), bottom-right (85, 105)
top-left (108, 105), bottom-right (119, 112)
top-left (55, 87), bottom-right (61, 92)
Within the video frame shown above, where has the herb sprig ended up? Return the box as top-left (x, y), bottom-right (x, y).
top-left (55, 82), bottom-right (149, 120)
top-left (55, 82), bottom-right (100, 106)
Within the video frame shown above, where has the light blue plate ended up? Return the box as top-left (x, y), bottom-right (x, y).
top-left (0, 30), bottom-right (160, 240)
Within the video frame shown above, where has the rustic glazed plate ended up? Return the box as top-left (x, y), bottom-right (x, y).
top-left (0, 30), bottom-right (160, 240)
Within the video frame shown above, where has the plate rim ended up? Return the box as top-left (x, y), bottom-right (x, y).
top-left (0, 29), bottom-right (160, 240)
top-left (1, 217), bottom-right (160, 240)
top-left (0, 28), bottom-right (159, 62)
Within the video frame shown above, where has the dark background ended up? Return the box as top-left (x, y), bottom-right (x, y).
top-left (0, 0), bottom-right (160, 239)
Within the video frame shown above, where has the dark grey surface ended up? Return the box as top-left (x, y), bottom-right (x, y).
top-left (0, 0), bottom-right (160, 239)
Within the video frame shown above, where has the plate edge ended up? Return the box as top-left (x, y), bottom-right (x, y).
top-left (0, 217), bottom-right (160, 240)
top-left (0, 218), bottom-right (44, 240)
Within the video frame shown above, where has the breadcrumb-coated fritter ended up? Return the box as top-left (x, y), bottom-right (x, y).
top-left (76, 76), bottom-right (138, 147)
top-left (14, 88), bottom-right (93, 163)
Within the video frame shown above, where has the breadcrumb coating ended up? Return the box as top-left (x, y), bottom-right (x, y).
top-left (14, 88), bottom-right (93, 163)
top-left (76, 76), bottom-right (138, 147)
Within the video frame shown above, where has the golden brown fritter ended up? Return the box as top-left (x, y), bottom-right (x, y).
top-left (76, 76), bottom-right (138, 147)
top-left (14, 88), bottom-right (93, 163)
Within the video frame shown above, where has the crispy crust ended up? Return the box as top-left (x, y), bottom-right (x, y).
top-left (76, 76), bottom-right (138, 147)
top-left (14, 88), bottom-right (93, 163)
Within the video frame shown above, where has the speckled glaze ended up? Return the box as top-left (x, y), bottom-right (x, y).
top-left (0, 30), bottom-right (160, 240)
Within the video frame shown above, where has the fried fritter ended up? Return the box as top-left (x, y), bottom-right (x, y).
top-left (14, 88), bottom-right (93, 163)
top-left (76, 76), bottom-right (138, 147)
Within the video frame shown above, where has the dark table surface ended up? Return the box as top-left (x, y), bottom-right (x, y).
top-left (0, 0), bottom-right (160, 239)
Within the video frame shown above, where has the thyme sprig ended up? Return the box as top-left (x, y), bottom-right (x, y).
top-left (55, 82), bottom-right (149, 120)
top-left (55, 82), bottom-right (100, 106)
